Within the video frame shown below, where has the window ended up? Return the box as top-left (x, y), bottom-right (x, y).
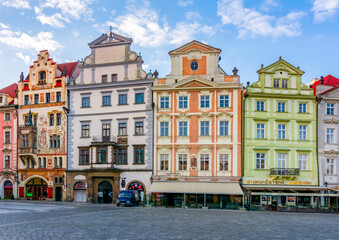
top-left (274, 79), bottom-right (280, 88)
top-left (46, 93), bottom-right (50, 103)
top-left (200, 121), bottom-right (209, 136)
top-left (4, 156), bottom-right (10, 169)
top-left (135, 122), bottom-right (144, 135)
top-left (219, 121), bottom-right (229, 136)
top-left (178, 96), bottom-right (188, 108)
top-left (102, 75), bottom-right (108, 83)
top-left (278, 124), bottom-right (286, 140)
top-left (81, 124), bottom-right (90, 138)
top-left (134, 146), bottom-right (144, 164)
top-left (43, 158), bottom-right (46, 168)
top-left (200, 154), bottom-right (209, 171)
top-left (299, 103), bottom-right (307, 113)
top-left (160, 122), bottom-right (169, 136)
top-left (33, 115), bottom-right (37, 127)
top-left (56, 92), bottom-right (61, 102)
top-left (282, 79), bottom-right (288, 88)
top-left (219, 95), bottom-right (229, 108)
top-left (178, 154), bottom-right (187, 171)
top-left (299, 125), bottom-right (307, 140)
top-left (135, 93), bottom-right (144, 104)
top-left (54, 157), bottom-right (58, 168)
top-left (190, 61), bottom-right (199, 71)
top-left (24, 95), bottom-right (29, 105)
top-left (160, 154), bottom-right (169, 170)
top-left (0, 97), bottom-right (2, 103)
top-left (102, 95), bottom-right (111, 106)
top-left (22, 135), bottom-right (28, 148)
top-left (79, 148), bottom-right (89, 165)
top-left (119, 94), bottom-right (128, 105)
top-left (118, 148), bottom-right (127, 164)
top-left (277, 102), bottom-right (286, 112)
top-left (299, 154), bottom-right (307, 170)
top-left (327, 103), bottom-right (335, 115)
top-left (160, 96), bottom-right (169, 109)
top-left (118, 123), bottom-right (127, 136)
top-left (50, 135), bottom-right (60, 148)
top-left (219, 154), bottom-right (229, 171)
top-left (200, 95), bottom-right (210, 108)
top-left (56, 113), bottom-right (61, 126)
top-left (34, 94), bottom-right (39, 104)
top-left (59, 157), bottom-right (63, 168)
top-left (326, 159), bottom-right (335, 174)
top-left (257, 101), bottom-right (264, 111)
top-left (111, 74), bottom-right (118, 82)
top-left (82, 97), bottom-right (90, 107)
top-left (49, 114), bottom-right (54, 126)
top-left (277, 153), bottom-right (287, 169)
top-left (39, 71), bottom-right (46, 80)
top-left (4, 131), bottom-right (10, 143)
top-left (257, 124), bottom-right (265, 139)
top-left (5, 113), bottom-right (10, 121)
top-left (102, 123), bottom-right (110, 139)
top-left (97, 147), bottom-right (107, 163)
top-left (38, 158), bottom-right (42, 168)
top-left (178, 121), bottom-right (188, 136)
top-left (256, 153), bottom-right (265, 169)
top-left (326, 128), bottom-right (335, 144)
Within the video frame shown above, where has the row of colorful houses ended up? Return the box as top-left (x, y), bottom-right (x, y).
top-left (0, 30), bottom-right (338, 212)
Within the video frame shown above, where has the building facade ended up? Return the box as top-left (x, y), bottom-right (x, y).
top-left (0, 83), bottom-right (18, 199)
top-left (150, 41), bottom-right (243, 209)
top-left (243, 58), bottom-right (321, 210)
top-left (17, 50), bottom-right (78, 201)
top-left (66, 31), bottom-right (153, 203)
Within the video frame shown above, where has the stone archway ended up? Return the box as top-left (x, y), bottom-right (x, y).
top-left (127, 181), bottom-right (146, 202)
top-left (98, 181), bottom-right (113, 203)
top-left (3, 180), bottom-right (13, 199)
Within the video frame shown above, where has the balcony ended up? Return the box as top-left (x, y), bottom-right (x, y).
top-left (91, 135), bottom-right (117, 144)
top-left (270, 168), bottom-right (300, 179)
top-left (18, 147), bottom-right (37, 155)
top-left (19, 125), bottom-right (37, 134)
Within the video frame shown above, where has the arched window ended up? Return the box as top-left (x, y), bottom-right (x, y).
top-left (27, 159), bottom-right (30, 168)
top-left (43, 157), bottom-right (46, 168)
top-left (38, 158), bottom-right (41, 168)
top-left (54, 157), bottom-right (58, 168)
top-left (59, 157), bottom-right (62, 168)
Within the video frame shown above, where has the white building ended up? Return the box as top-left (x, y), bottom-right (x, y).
top-left (66, 31), bottom-right (153, 203)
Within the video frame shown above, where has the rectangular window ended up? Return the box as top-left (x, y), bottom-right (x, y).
top-left (178, 121), bottom-right (188, 136)
top-left (178, 154), bottom-right (187, 171)
top-left (33, 115), bottom-right (37, 127)
top-left (299, 154), bottom-right (307, 170)
top-left (257, 101), bottom-right (264, 111)
top-left (56, 113), bottom-right (61, 126)
top-left (277, 153), bottom-right (287, 169)
top-left (257, 124), bottom-right (265, 139)
top-left (56, 92), bottom-right (61, 102)
top-left (219, 154), bottom-right (229, 171)
top-left (200, 154), bottom-right (209, 171)
top-left (135, 122), bottom-right (144, 135)
top-left (256, 153), bottom-right (265, 169)
top-left (326, 128), bottom-right (335, 144)
top-left (34, 94), bottom-right (39, 104)
top-left (135, 93), bottom-right (144, 104)
top-left (160, 122), bottom-right (169, 136)
top-left (49, 114), bottom-right (54, 126)
top-left (81, 124), bottom-right (90, 137)
top-left (160, 154), bottom-right (169, 170)
top-left (119, 94), bottom-right (128, 105)
top-left (178, 96), bottom-right (188, 108)
top-left (278, 124), bottom-right (286, 140)
top-left (274, 79), bottom-right (280, 88)
top-left (219, 95), bottom-right (229, 108)
top-left (200, 121), bottom-right (209, 136)
top-left (46, 93), bottom-right (51, 103)
top-left (219, 121), bottom-right (229, 136)
top-left (4, 131), bottom-right (10, 143)
top-left (299, 103), bottom-right (307, 113)
top-left (79, 148), bottom-right (89, 165)
top-left (134, 146), bottom-right (144, 164)
top-left (277, 102), bottom-right (286, 112)
top-left (111, 74), bottom-right (118, 82)
top-left (299, 125), bottom-right (307, 140)
top-left (4, 156), bottom-right (10, 169)
top-left (24, 95), bottom-right (29, 105)
top-left (5, 113), bottom-right (10, 121)
top-left (326, 159), bottom-right (335, 174)
top-left (102, 123), bottom-right (110, 139)
top-left (118, 123), bottom-right (127, 136)
top-left (50, 135), bottom-right (60, 148)
top-left (160, 96), bottom-right (169, 109)
top-left (81, 97), bottom-right (90, 107)
top-left (327, 103), bottom-right (335, 115)
top-left (282, 79), bottom-right (288, 88)
top-left (102, 75), bottom-right (108, 83)
top-left (118, 148), bottom-right (127, 164)
top-left (22, 135), bottom-right (28, 148)
top-left (102, 95), bottom-right (111, 106)
top-left (97, 147), bottom-right (107, 163)
top-left (200, 95), bottom-right (210, 108)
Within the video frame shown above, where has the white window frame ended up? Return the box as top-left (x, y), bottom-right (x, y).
top-left (200, 95), bottom-right (210, 108)
top-left (278, 124), bottom-right (286, 140)
top-left (326, 103), bottom-right (335, 115)
top-left (299, 125), bottom-right (307, 140)
top-left (277, 102), bottom-right (286, 112)
top-left (326, 128), bottom-right (335, 144)
top-left (256, 101), bottom-right (265, 111)
top-left (200, 121), bottom-right (210, 136)
top-left (256, 153), bottom-right (265, 169)
top-left (326, 158), bottom-right (335, 175)
top-left (219, 95), bottom-right (229, 108)
top-left (299, 103), bottom-right (307, 113)
top-left (257, 123), bottom-right (265, 139)
top-left (178, 121), bottom-right (188, 136)
top-left (219, 121), bottom-right (229, 136)
top-left (199, 154), bottom-right (210, 171)
top-left (178, 154), bottom-right (188, 171)
top-left (178, 96), bottom-right (188, 109)
top-left (160, 122), bottom-right (169, 136)
top-left (219, 154), bottom-right (229, 171)
top-left (159, 154), bottom-right (169, 171)
top-left (160, 96), bottom-right (170, 109)
top-left (299, 154), bottom-right (308, 170)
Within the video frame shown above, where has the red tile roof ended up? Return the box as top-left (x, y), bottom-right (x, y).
top-left (0, 83), bottom-right (17, 98)
top-left (57, 62), bottom-right (78, 77)
top-left (312, 74), bottom-right (339, 94)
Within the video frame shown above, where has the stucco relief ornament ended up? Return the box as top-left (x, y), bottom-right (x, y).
top-left (187, 50), bottom-right (202, 60)
top-left (198, 145), bottom-right (213, 153)
top-left (177, 113), bottom-right (190, 121)
top-left (157, 146), bottom-right (172, 154)
top-left (190, 154), bottom-right (198, 168)
top-left (217, 145), bottom-right (232, 154)
top-left (199, 112), bottom-right (213, 121)
top-left (217, 112), bottom-right (233, 121)
top-left (175, 146), bottom-right (190, 154)
top-left (157, 113), bottom-right (172, 122)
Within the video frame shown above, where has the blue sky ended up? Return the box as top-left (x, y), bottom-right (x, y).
top-left (0, 0), bottom-right (339, 89)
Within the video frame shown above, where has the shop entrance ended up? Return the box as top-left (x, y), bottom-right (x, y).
top-left (55, 187), bottom-right (62, 201)
top-left (26, 178), bottom-right (48, 200)
top-left (128, 182), bottom-right (145, 202)
top-left (98, 181), bottom-right (112, 203)
top-left (74, 182), bottom-right (87, 202)
top-left (3, 180), bottom-right (13, 199)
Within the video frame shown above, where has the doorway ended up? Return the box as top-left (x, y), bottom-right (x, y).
top-left (26, 178), bottom-right (48, 200)
top-left (55, 187), bottom-right (62, 201)
top-left (3, 180), bottom-right (13, 199)
top-left (98, 181), bottom-right (112, 203)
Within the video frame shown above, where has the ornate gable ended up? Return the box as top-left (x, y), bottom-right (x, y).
top-left (169, 40), bottom-right (221, 55)
top-left (258, 58), bottom-right (304, 75)
top-left (171, 76), bottom-right (219, 89)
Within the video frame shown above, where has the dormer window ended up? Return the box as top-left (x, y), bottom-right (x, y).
top-left (38, 71), bottom-right (46, 84)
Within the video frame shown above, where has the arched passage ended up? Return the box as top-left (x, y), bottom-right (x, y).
top-left (127, 181), bottom-right (145, 202)
top-left (98, 181), bottom-right (112, 203)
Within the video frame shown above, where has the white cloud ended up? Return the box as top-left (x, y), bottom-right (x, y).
top-left (312, 0), bottom-right (339, 22)
top-left (260, 0), bottom-right (278, 12)
top-left (217, 0), bottom-right (305, 38)
top-left (34, 7), bottom-right (68, 28)
top-left (178, 0), bottom-right (193, 7)
top-left (1, 0), bottom-right (31, 9)
top-left (0, 22), bottom-right (9, 29)
top-left (72, 30), bottom-right (80, 38)
top-left (142, 64), bottom-right (149, 70)
top-left (185, 11), bottom-right (201, 20)
top-left (16, 53), bottom-right (32, 65)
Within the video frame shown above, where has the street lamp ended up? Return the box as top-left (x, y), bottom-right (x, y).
top-left (324, 181), bottom-right (328, 187)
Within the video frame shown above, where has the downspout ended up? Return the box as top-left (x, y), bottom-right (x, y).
top-left (316, 95), bottom-right (322, 187)
top-left (15, 105), bottom-right (19, 199)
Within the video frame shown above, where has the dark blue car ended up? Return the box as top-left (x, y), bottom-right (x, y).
top-left (117, 190), bottom-right (140, 207)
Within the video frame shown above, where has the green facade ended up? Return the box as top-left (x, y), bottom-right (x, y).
top-left (243, 59), bottom-right (318, 186)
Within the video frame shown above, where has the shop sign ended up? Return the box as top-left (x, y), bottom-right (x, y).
top-left (74, 182), bottom-right (86, 190)
top-left (4, 180), bottom-right (13, 189)
top-left (246, 180), bottom-right (312, 185)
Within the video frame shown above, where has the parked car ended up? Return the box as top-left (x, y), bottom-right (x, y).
top-left (117, 190), bottom-right (140, 207)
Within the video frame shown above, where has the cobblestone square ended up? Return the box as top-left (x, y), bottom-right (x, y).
top-left (0, 201), bottom-right (338, 240)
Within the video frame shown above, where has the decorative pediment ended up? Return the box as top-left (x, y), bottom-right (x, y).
top-left (175, 146), bottom-right (191, 153)
top-left (157, 146), bottom-right (172, 154)
top-left (217, 145), bottom-right (232, 153)
top-left (177, 113), bottom-right (190, 121)
top-left (199, 112), bottom-right (213, 121)
top-left (217, 112), bottom-right (233, 121)
top-left (169, 40), bottom-right (221, 55)
top-left (324, 118), bottom-right (339, 124)
top-left (324, 149), bottom-right (339, 155)
top-left (88, 33), bottom-right (132, 47)
top-left (258, 59), bottom-right (304, 75)
top-left (157, 113), bottom-right (172, 122)
top-left (171, 76), bottom-right (219, 89)
top-left (198, 145), bottom-right (213, 154)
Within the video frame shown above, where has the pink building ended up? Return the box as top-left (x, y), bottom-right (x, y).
top-left (0, 83), bottom-right (18, 199)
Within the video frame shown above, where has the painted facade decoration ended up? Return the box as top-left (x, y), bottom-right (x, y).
top-left (17, 50), bottom-right (79, 201)
top-left (67, 31), bottom-right (153, 203)
top-left (0, 83), bottom-right (18, 199)
top-left (150, 41), bottom-right (244, 209)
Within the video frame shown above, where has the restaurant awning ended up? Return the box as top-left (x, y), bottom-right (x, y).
top-left (149, 181), bottom-right (244, 195)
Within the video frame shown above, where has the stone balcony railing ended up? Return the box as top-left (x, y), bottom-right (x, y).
top-left (91, 135), bottom-right (117, 143)
top-left (270, 168), bottom-right (300, 176)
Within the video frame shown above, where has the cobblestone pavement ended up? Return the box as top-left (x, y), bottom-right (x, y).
top-left (0, 201), bottom-right (338, 240)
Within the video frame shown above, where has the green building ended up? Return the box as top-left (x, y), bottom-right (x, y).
top-left (242, 58), bottom-right (324, 211)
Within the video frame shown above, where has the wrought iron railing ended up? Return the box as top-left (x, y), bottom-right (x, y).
top-left (270, 168), bottom-right (300, 176)
top-left (91, 135), bottom-right (117, 143)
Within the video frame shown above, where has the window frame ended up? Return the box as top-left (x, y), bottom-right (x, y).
top-left (133, 146), bottom-right (145, 164)
top-left (79, 148), bottom-right (90, 165)
top-left (256, 153), bottom-right (265, 169)
top-left (219, 154), bottom-right (229, 171)
top-left (160, 154), bottom-right (169, 171)
top-left (81, 96), bottom-right (90, 108)
top-left (160, 122), bottom-right (169, 136)
top-left (160, 96), bottom-right (169, 109)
